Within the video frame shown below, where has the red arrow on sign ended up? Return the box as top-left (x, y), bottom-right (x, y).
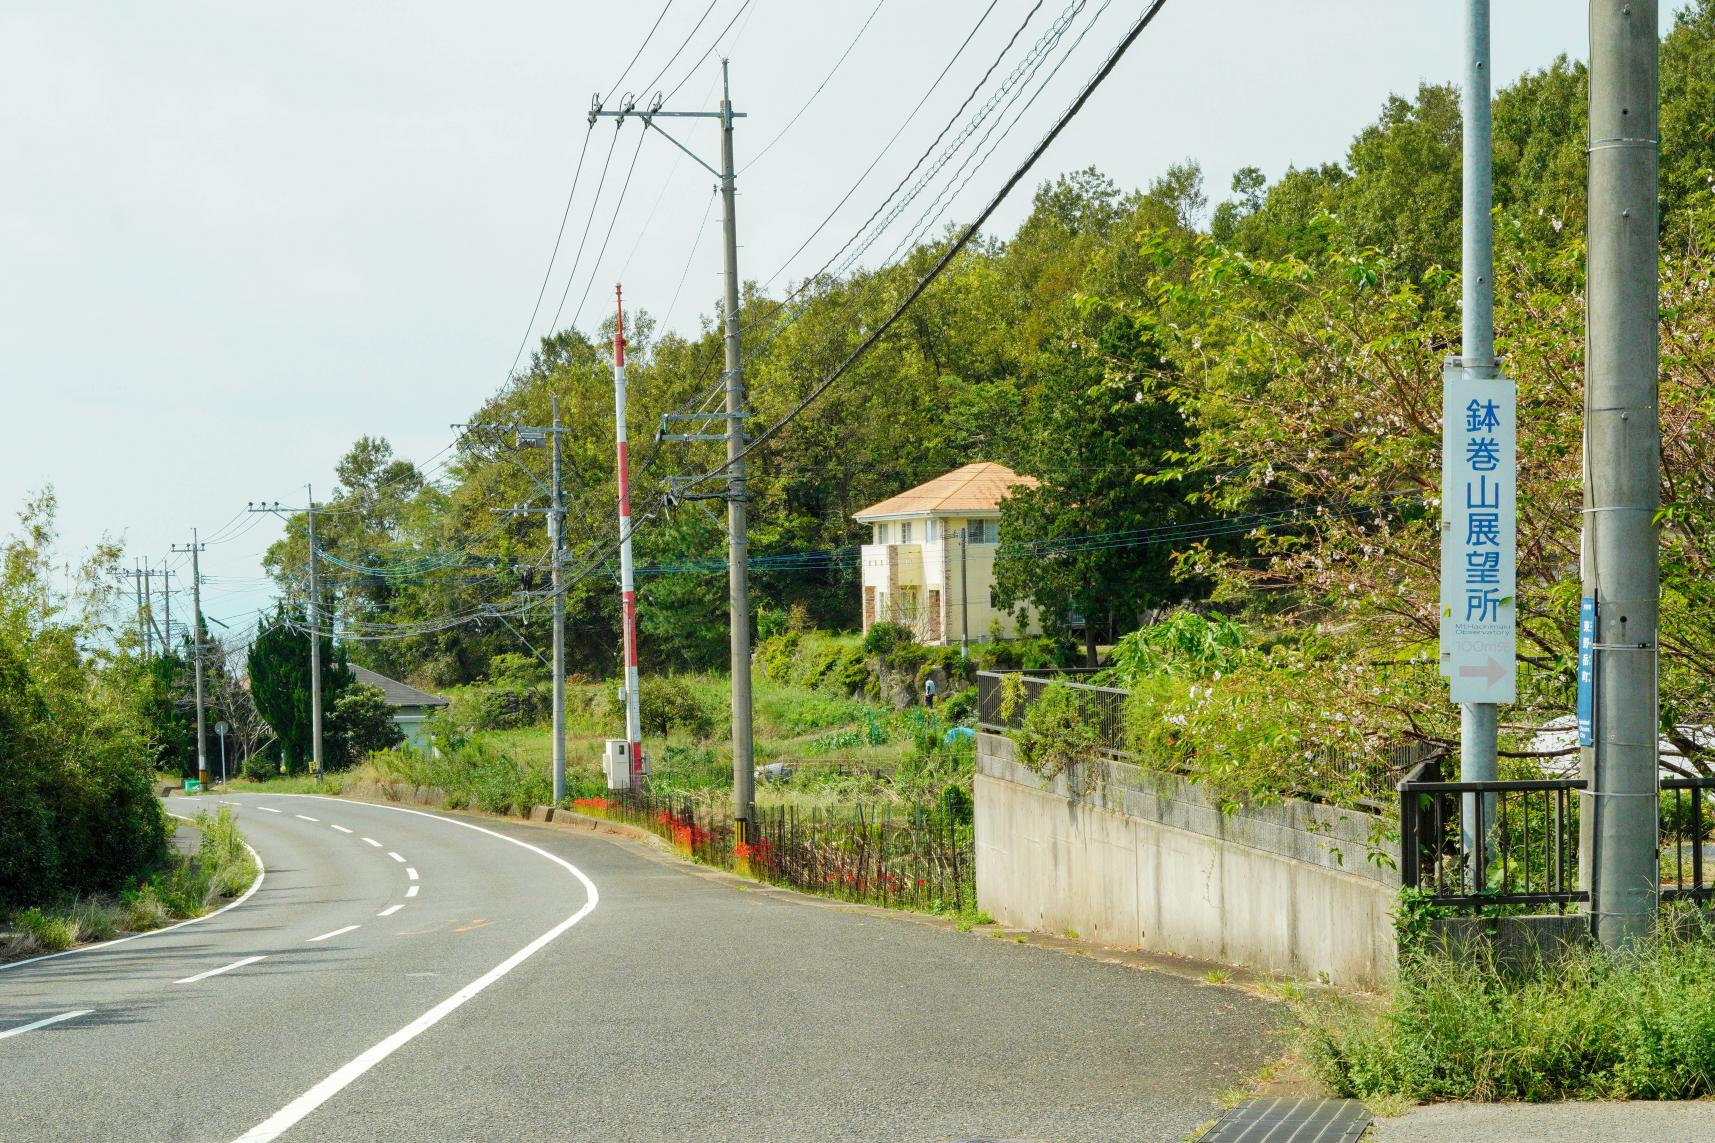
top-left (1457, 657), bottom-right (1508, 686)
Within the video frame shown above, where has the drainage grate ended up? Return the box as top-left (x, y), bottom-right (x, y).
top-left (1198, 1097), bottom-right (1371, 1142)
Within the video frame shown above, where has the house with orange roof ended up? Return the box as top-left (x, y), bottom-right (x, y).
top-left (853, 462), bottom-right (1041, 646)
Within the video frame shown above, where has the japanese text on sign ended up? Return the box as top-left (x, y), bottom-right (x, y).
top-left (1439, 366), bottom-right (1517, 704)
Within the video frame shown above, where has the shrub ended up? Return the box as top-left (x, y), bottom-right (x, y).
top-left (13, 906), bottom-right (77, 951)
top-left (456, 680), bottom-right (551, 731)
top-left (1305, 912), bottom-right (1715, 1102)
top-left (861, 622), bottom-right (915, 657)
top-left (1015, 679), bottom-right (1103, 788)
top-left (942, 686), bottom-right (978, 723)
top-left (617, 676), bottom-right (715, 739)
top-left (240, 753), bottom-right (278, 781)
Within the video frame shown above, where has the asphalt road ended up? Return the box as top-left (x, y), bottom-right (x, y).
top-left (0, 793), bottom-right (1275, 1142)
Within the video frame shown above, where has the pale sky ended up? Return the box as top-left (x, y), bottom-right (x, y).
top-left (0, 1), bottom-right (1689, 632)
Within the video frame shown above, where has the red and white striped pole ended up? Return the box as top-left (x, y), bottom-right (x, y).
top-left (614, 285), bottom-right (643, 786)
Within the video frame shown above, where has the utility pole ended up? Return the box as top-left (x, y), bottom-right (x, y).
top-left (1457, 0), bottom-right (1501, 866)
top-left (129, 564), bottom-right (151, 657)
top-left (613, 286), bottom-right (643, 786)
top-left (306, 487), bottom-right (324, 785)
top-left (161, 563), bottom-right (172, 653)
top-left (602, 60), bottom-right (754, 838)
top-left (171, 531), bottom-right (209, 787)
top-left (551, 397), bottom-right (567, 804)
top-left (1584, 0), bottom-right (1660, 951)
top-left (461, 414), bottom-right (569, 802)
top-left (247, 497), bottom-right (325, 781)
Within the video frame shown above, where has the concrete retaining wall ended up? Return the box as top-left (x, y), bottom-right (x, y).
top-left (975, 732), bottom-right (1399, 986)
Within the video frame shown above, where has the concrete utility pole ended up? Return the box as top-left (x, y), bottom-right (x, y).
top-left (161, 563), bottom-right (172, 653)
top-left (718, 60), bottom-right (756, 837)
top-left (130, 564), bottom-right (151, 657)
top-left (613, 287), bottom-right (644, 785)
top-left (462, 413), bottom-right (569, 801)
top-left (599, 60), bottom-right (754, 836)
top-left (306, 487), bottom-right (324, 785)
top-left (171, 531), bottom-right (209, 786)
top-left (1585, 0), bottom-right (1661, 951)
top-left (1461, 0), bottom-right (1501, 850)
top-left (247, 497), bottom-right (328, 778)
top-left (551, 396), bottom-right (567, 804)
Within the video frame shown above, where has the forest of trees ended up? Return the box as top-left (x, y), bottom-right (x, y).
top-left (264, 5), bottom-right (1715, 768)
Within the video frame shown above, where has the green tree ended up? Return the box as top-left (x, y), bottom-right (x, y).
top-left (993, 325), bottom-right (1202, 665)
top-left (246, 605), bottom-right (354, 773)
top-left (327, 683), bottom-right (404, 767)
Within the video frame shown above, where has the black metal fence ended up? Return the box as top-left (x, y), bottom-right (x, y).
top-left (975, 670), bottom-right (1129, 758)
top-left (1398, 757), bottom-right (1715, 911)
top-left (569, 790), bottom-right (975, 912)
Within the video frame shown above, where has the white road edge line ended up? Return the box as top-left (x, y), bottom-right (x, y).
top-left (0, 1009), bottom-right (93, 1040)
top-left (227, 795), bottom-right (599, 1143)
top-left (405, 867), bottom-right (418, 881)
top-left (330, 825), bottom-right (353, 834)
top-left (307, 925), bottom-right (360, 943)
top-left (405, 886), bottom-right (419, 898)
top-left (0, 816), bottom-right (267, 974)
top-left (361, 837), bottom-right (382, 847)
top-left (296, 815), bottom-right (320, 822)
top-left (175, 955), bottom-right (267, 985)
top-left (387, 852), bottom-right (406, 863)
top-left (377, 904), bottom-right (404, 917)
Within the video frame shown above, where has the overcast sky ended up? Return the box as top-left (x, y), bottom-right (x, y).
top-left (0, 1), bottom-right (1689, 632)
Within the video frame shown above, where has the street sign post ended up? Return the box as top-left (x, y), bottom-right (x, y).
top-left (214, 720), bottom-right (229, 785)
top-left (1576, 597), bottom-right (1596, 747)
top-left (1440, 363), bottom-right (1517, 704)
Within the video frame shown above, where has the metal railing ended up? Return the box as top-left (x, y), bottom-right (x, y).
top-left (1399, 759), bottom-right (1715, 911)
top-left (975, 670), bottom-right (1129, 759)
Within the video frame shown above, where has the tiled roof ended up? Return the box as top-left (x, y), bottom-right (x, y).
top-left (351, 665), bottom-right (449, 708)
top-left (854, 462), bottom-right (1038, 520)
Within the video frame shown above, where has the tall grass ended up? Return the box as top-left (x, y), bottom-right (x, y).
top-left (1304, 911), bottom-right (1715, 1101)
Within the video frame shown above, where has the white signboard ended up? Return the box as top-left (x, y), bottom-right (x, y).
top-left (1439, 364), bottom-right (1516, 704)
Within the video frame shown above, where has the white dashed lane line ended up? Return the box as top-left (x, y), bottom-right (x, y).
top-left (377, 905), bottom-right (405, 917)
top-left (330, 825), bottom-right (353, 834)
top-left (361, 838), bottom-right (382, 848)
top-left (388, 852), bottom-right (406, 863)
top-left (295, 815), bottom-right (319, 822)
top-left (254, 807), bottom-right (282, 814)
top-left (0, 1010), bottom-right (92, 1040)
top-left (176, 956), bottom-right (267, 984)
top-left (406, 886), bottom-right (419, 898)
top-left (405, 868), bottom-right (418, 881)
top-left (307, 926), bottom-right (360, 944)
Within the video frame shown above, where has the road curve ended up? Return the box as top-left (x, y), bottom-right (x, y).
top-left (1, 793), bottom-right (1273, 1142)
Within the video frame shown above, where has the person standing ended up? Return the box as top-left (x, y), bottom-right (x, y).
top-left (923, 676), bottom-right (937, 709)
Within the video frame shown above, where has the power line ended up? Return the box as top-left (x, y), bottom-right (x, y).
top-left (570, 126), bottom-right (649, 332)
top-left (750, 0), bottom-right (1003, 299)
top-left (666, 185), bottom-right (719, 324)
top-left (684, 0), bottom-right (1170, 494)
top-left (606, 0), bottom-right (678, 103)
top-left (664, 0), bottom-right (756, 103)
top-left (546, 126), bottom-right (624, 336)
top-left (740, 0), bottom-right (887, 173)
top-left (641, 0), bottom-right (722, 95)
top-left (503, 126), bottom-right (597, 383)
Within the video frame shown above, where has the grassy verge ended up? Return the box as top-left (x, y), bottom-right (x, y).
top-left (1299, 910), bottom-right (1715, 1102)
top-left (0, 807), bottom-right (259, 962)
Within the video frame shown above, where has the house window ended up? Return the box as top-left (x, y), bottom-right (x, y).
top-left (927, 518), bottom-right (941, 541)
top-left (901, 521), bottom-right (913, 543)
top-left (967, 518), bottom-right (993, 544)
top-left (874, 523), bottom-right (888, 544)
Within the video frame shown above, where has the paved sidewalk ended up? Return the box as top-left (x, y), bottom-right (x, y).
top-left (1370, 1100), bottom-right (1715, 1142)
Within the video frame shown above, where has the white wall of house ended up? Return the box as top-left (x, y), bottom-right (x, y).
top-left (859, 513), bottom-right (1036, 645)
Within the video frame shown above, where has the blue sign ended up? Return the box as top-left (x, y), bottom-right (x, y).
top-left (1576, 595), bottom-right (1596, 747)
